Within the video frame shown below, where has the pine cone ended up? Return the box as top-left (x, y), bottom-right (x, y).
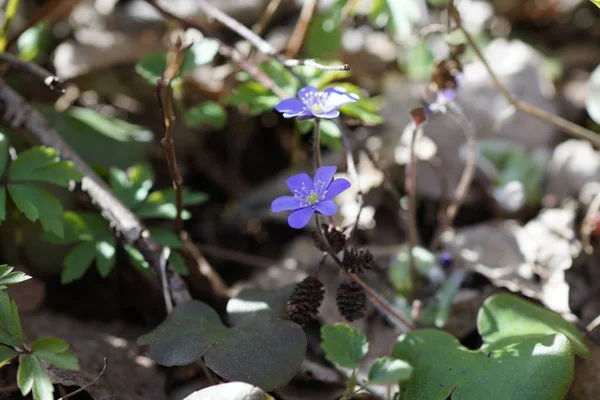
top-left (314, 224), bottom-right (346, 253)
top-left (342, 248), bottom-right (374, 274)
top-left (287, 277), bottom-right (325, 326)
top-left (336, 280), bottom-right (367, 322)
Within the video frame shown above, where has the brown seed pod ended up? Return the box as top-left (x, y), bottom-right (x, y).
top-left (287, 276), bottom-right (325, 326)
top-left (314, 224), bottom-right (346, 253)
top-left (336, 280), bottom-right (367, 322)
top-left (342, 247), bottom-right (374, 274)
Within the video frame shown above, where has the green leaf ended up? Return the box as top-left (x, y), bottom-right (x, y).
top-left (319, 119), bottom-right (341, 150)
top-left (18, 23), bottom-right (49, 62)
top-left (8, 184), bottom-right (64, 237)
top-left (226, 284), bottom-right (296, 326)
top-left (17, 354), bottom-right (36, 396)
top-left (405, 39), bottom-right (434, 81)
top-left (169, 251), bottom-right (188, 276)
top-left (587, 63), bottom-right (600, 124)
top-left (0, 346), bottom-right (17, 367)
top-left (324, 83), bottom-right (384, 125)
top-left (305, 11), bottom-right (343, 59)
top-left (320, 324), bottom-right (369, 369)
top-left (183, 382), bottom-right (273, 400)
top-left (0, 187), bottom-right (5, 223)
top-left (385, 0), bottom-right (422, 39)
top-left (368, 357), bottom-right (413, 384)
top-left (392, 330), bottom-right (574, 400)
top-left (61, 241), bottom-right (96, 284)
top-left (591, 0), bottom-right (600, 8)
top-left (389, 246), bottom-right (443, 293)
top-left (95, 240), bottom-right (116, 278)
top-left (39, 106), bottom-right (152, 169)
top-left (184, 101), bottom-right (227, 129)
top-left (0, 291), bottom-right (22, 346)
top-left (32, 337), bottom-right (69, 354)
top-left (135, 188), bottom-right (208, 220)
top-left (109, 164), bottom-right (154, 208)
top-left (477, 293), bottom-right (589, 358)
top-left (0, 132), bottom-right (8, 177)
top-left (9, 146), bottom-right (82, 187)
top-left (32, 338), bottom-right (79, 371)
top-left (125, 245), bottom-right (150, 272)
top-left (17, 355), bottom-right (54, 400)
top-left (226, 82), bottom-right (281, 116)
top-left (0, 264), bottom-right (31, 288)
top-left (150, 228), bottom-right (184, 249)
top-left (138, 301), bottom-right (306, 391)
top-left (43, 211), bottom-right (109, 245)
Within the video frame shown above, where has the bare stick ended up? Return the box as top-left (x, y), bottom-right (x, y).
top-left (159, 247), bottom-right (173, 313)
top-left (0, 80), bottom-right (192, 305)
top-left (429, 103), bottom-right (477, 249)
top-left (0, 52), bottom-right (64, 93)
top-left (453, 11), bottom-right (600, 148)
top-left (284, 59), bottom-right (350, 71)
top-left (285, 0), bottom-right (319, 58)
top-left (581, 190), bottom-right (600, 254)
top-left (251, 0), bottom-right (284, 36)
top-left (406, 123), bottom-right (419, 292)
top-left (58, 358), bottom-right (108, 400)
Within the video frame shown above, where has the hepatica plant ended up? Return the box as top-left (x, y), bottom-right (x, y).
top-left (272, 166), bottom-right (350, 228)
top-left (275, 86), bottom-right (359, 120)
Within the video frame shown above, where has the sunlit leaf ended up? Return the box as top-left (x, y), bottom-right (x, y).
top-left (7, 184), bottom-right (64, 237)
top-left (320, 324), bottom-right (368, 369)
top-left (109, 164), bottom-right (154, 208)
top-left (9, 146), bottom-right (81, 187)
top-left (184, 101), bottom-right (227, 129)
top-left (368, 357), bottom-right (413, 384)
top-left (0, 291), bottom-right (22, 346)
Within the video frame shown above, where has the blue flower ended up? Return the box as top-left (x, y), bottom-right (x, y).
top-left (271, 166), bottom-right (351, 229)
top-left (275, 86), bottom-right (359, 120)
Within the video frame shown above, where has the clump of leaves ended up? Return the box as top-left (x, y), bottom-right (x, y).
top-left (0, 132), bottom-right (82, 237)
top-left (0, 270), bottom-right (79, 400)
top-left (44, 163), bottom-right (207, 283)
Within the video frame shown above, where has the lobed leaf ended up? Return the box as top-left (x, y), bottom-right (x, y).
top-left (9, 146), bottom-right (81, 187)
top-left (0, 346), bottom-right (17, 368)
top-left (109, 164), bottom-right (154, 209)
top-left (368, 357), bottom-right (413, 385)
top-left (0, 264), bottom-right (31, 288)
top-left (7, 184), bottom-right (64, 237)
top-left (32, 338), bottom-right (79, 371)
top-left (135, 188), bottom-right (208, 220)
top-left (61, 242), bottom-right (96, 284)
top-left (0, 290), bottom-right (23, 346)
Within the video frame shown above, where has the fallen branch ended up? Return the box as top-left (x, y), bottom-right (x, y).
top-left (0, 52), bottom-right (64, 93)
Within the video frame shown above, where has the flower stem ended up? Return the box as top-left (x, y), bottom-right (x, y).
top-left (406, 123), bottom-right (419, 296)
top-left (313, 118), bottom-right (322, 170)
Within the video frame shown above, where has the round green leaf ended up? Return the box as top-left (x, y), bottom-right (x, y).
top-left (183, 382), bottom-right (273, 400)
top-left (477, 293), bottom-right (589, 358)
top-left (226, 284), bottom-right (296, 326)
top-left (368, 357), bottom-right (413, 384)
top-left (32, 338), bottom-right (69, 354)
top-left (392, 330), bottom-right (574, 400)
top-left (586, 63), bottom-right (600, 124)
top-left (320, 324), bottom-right (369, 369)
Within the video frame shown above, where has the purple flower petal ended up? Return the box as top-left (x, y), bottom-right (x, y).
top-left (271, 196), bottom-right (302, 212)
top-left (287, 207), bottom-right (315, 229)
top-left (323, 90), bottom-right (359, 112)
top-left (313, 166), bottom-right (337, 196)
top-left (283, 111), bottom-right (306, 118)
top-left (297, 113), bottom-right (316, 121)
top-left (315, 200), bottom-right (337, 216)
top-left (275, 98), bottom-right (305, 114)
top-left (286, 173), bottom-right (314, 194)
top-left (313, 110), bottom-right (340, 119)
top-left (324, 178), bottom-right (351, 200)
top-left (298, 86), bottom-right (318, 101)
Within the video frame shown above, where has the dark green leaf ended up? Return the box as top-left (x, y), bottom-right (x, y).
top-left (8, 184), bottom-right (64, 237)
top-left (43, 211), bottom-right (108, 245)
top-left (319, 119), bottom-right (341, 150)
top-left (0, 291), bottom-right (22, 346)
top-left (392, 330), bottom-right (574, 400)
top-left (61, 242), bottom-right (95, 284)
top-left (0, 132), bottom-right (7, 177)
top-left (150, 228), bottom-right (184, 249)
top-left (95, 240), bottom-right (116, 278)
top-left (125, 245), bottom-right (151, 272)
top-left (368, 357), bottom-right (413, 384)
top-left (109, 164), bottom-right (154, 208)
top-left (385, 0), bottom-right (422, 39)
top-left (169, 251), bottom-right (188, 276)
top-left (0, 187), bottom-right (5, 223)
top-left (226, 82), bottom-right (281, 116)
top-left (135, 188), bottom-right (208, 220)
top-left (478, 293), bottom-right (589, 358)
top-left (135, 53), bottom-right (168, 85)
top-left (9, 146), bottom-right (81, 187)
top-left (320, 324), bottom-right (368, 369)
top-left (226, 284), bottom-right (296, 326)
top-left (405, 39), bottom-right (434, 81)
top-left (139, 301), bottom-right (306, 391)
top-left (183, 382), bottom-right (272, 400)
top-left (0, 264), bottom-right (31, 288)
top-left (0, 346), bottom-right (17, 367)
top-left (39, 106), bottom-right (152, 169)
top-left (305, 13), bottom-right (343, 59)
top-left (36, 351), bottom-right (79, 371)
top-left (184, 101), bottom-right (227, 129)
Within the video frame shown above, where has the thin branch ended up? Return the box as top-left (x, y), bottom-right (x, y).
top-left (284, 59), bottom-right (350, 71)
top-left (581, 190), bottom-right (600, 254)
top-left (181, 231), bottom-right (230, 297)
top-left (251, 0), bottom-right (284, 36)
top-left (0, 80), bottom-right (191, 306)
top-left (429, 103), bottom-right (477, 249)
top-left (406, 122), bottom-right (419, 293)
top-left (58, 358), bottom-right (108, 400)
top-left (159, 247), bottom-right (173, 313)
top-left (453, 11), bottom-right (600, 149)
top-left (285, 0), bottom-right (319, 58)
top-left (0, 52), bottom-right (64, 93)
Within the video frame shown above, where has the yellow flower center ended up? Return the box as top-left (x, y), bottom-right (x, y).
top-left (306, 192), bottom-right (319, 204)
top-left (311, 104), bottom-right (323, 114)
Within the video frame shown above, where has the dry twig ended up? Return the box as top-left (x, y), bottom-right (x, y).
top-left (285, 0), bottom-right (319, 58)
